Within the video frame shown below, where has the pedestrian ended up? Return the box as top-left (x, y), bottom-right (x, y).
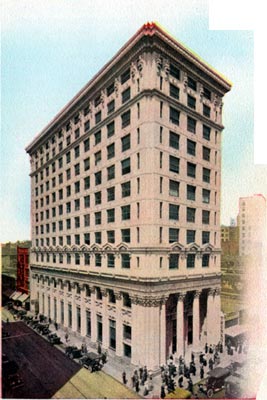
top-left (160, 384), bottom-right (166, 399)
top-left (122, 371), bottom-right (127, 385)
top-left (209, 344), bottom-right (213, 354)
top-left (200, 365), bottom-right (204, 379)
top-left (205, 343), bottom-right (208, 354)
top-left (54, 321), bottom-right (58, 330)
top-left (65, 332), bottom-right (69, 343)
top-left (135, 379), bottom-right (140, 393)
top-left (139, 366), bottom-right (143, 380)
top-left (219, 342), bottom-right (223, 353)
top-left (101, 351), bottom-right (107, 364)
top-left (191, 352), bottom-right (195, 362)
top-left (209, 358), bottom-right (214, 370)
top-left (131, 374), bottom-right (136, 388)
top-left (187, 378), bottom-right (193, 393)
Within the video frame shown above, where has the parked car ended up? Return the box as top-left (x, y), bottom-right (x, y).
top-left (48, 333), bottom-right (61, 345)
top-left (79, 352), bottom-right (102, 372)
top-left (65, 346), bottom-right (82, 359)
top-left (198, 367), bottom-right (231, 398)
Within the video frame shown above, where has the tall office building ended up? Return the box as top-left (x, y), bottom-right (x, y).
top-left (238, 194), bottom-right (267, 257)
top-left (26, 22), bottom-right (231, 370)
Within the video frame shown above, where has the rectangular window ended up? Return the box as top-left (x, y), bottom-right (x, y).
top-left (95, 171), bottom-right (102, 186)
top-left (203, 87), bottom-right (211, 100)
top-left (187, 230), bottom-right (195, 244)
top-left (121, 254), bottom-right (130, 268)
top-left (95, 211), bottom-right (102, 225)
top-left (169, 180), bottom-right (179, 197)
top-left (75, 181), bottom-right (80, 193)
top-left (187, 162), bottom-right (196, 178)
top-left (107, 121), bottom-right (115, 137)
top-left (203, 125), bottom-right (211, 140)
top-left (169, 83), bottom-right (179, 99)
top-left (202, 189), bottom-right (210, 204)
top-left (203, 168), bottom-right (210, 183)
top-left (107, 230), bottom-right (115, 244)
top-left (121, 110), bottom-right (131, 128)
top-left (107, 100), bottom-right (115, 115)
top-left (121, 68), bottom-right (130, 84)
top-left (121, 205), bottom-right (131, 220)
top-left (94, 130), bottom-right (101, 145)
top-left (95, 110), bottom-right (101, 124)
top-left (107, 208), bottom-right (115, 223)
top-left (95, 232), bottom-right (102, 245)
top-left (169, 228), bottom-right (179, 243)
top-left (122, 87), bottom-right (131, 103)
top-left (169, 155), bottom-right (179, 173)
top-left (187, 207), bottom-right (196, 223)
top-left (188, 76), bottom-right (197, 91)
top-left (84, 214), bottom-right (90, 227)
top-left (95, 191), bottom-right (101, 205)
top-left (84, 195), bottom-right (90, 208)
top-left (75, 216), bottom-right (80, 228)
top-left (74, 163), bottom-right (80, 176)
top-left (202, 231), bottom-right (210, 244)
top-left (202, 210), bottom-right (210, 224)
top-left (84, 176), bottom-right (90, 190)
top-left (202, 254), bottom-right (210, 267)
top-left (107, 164), bottom-right (115, 180)
top-left (187, 254), bottom-right (195, 268)
top-left (203, 104), bottom-right (211, 118)
top-left (84, 120), bottom-right (90, 132)
top-left (109, 320), bottom-right (116, 350)
top-left (121, 181), bottom-right (131, 197)
top-left (169, 131), bottom-right (179, 149)
top-left (84, 233), bottom-right (90, 245)
top-left (95, 150), bottom-right (101, 166)
top-left (107, 187), bottom-right (115, 202)
top-left (95, 253), bottom-right (102, 267)
top-left (187, 94), bottom-right (196, 109)
top-left (187, 139), bottom-right (196, 156)
top-left (203, 146), bottom-right (211, 162)
top-left (83, 138), bottom-right (90, 153)
top-left (121, 229), bottom-right (130, 243)
top-left (108, 253), bottom-right (115, 268)
top-left (187, 185), bottom-right (196, 201)
top-left (169, 204), bottom-right (179, 220)
top-left (74, 145), bottom-right (80, 158)
top-left (107, 82), bottom-right (114, 96)
top-left (169, 254), bottom-right (179, 269)
top-left (170, 64), bottom-right (180, 80)
top-left (187, 116), bottom-right (196, 133)
top-left (121, 157), bottom-right (131, 175)
top-left (86, 310), bottom-right (91, 337)
top-left (170, 106), bottom-right (180, 125)
top-left (107, 143), bottom-right (115, 159)
top-left (121, 134), bottom-right (131, 152)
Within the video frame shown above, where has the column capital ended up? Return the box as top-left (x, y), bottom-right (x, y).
top-left (208, 288), bottom-right (215, 296)
top-left (194, 290), bottom-right (201, 299)
top-left (177, 292), bottom-right (186, 302)
top-left (214, 287), bottom-right (221, 296)
top-left (114, 291), bottom-right (122, 301)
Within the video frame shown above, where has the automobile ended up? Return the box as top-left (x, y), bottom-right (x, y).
top-left (48, 333), bottom-right (61, 345)
top-left (198, 367), bottom-right (231, 398)
top-left (65, 346), bottom-right (82, 359)
top-left (79, 352), bottom-right (102, 372)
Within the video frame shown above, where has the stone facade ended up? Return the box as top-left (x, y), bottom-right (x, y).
top-left (26, 22), bottom-right (231, 370)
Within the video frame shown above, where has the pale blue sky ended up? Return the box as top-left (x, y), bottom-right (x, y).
top-left (1, 0), bottom-right (266, 242)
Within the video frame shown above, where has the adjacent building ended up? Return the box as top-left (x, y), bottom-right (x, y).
top-left (238, 194), bottom-right (267, 257)
top-left (26, 22), bottom-right (231, 369)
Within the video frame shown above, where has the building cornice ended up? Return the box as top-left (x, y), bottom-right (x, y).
top-left (25, 22), bottom-right (231, 155)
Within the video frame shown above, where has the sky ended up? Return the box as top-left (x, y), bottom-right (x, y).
top-left (1, 0), bottom-right (267, 242)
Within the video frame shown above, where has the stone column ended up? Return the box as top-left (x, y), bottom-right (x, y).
top-left (176, 293), bottom-right (186, 357)
top-left (160, 297), bottom-right (167, 365)
top-left (115, 291), bottom-right (123, 357)
top-left (213, 288), bottom-right (221, 344)
top-left (63, 281), bottom-right (69, 328)
top-left (102, 289), bottom-right (109, 350)
top-left (90, 287), bottom-right (97, 343)
top-left (80, 286), bottom-right (87, 337)
top-left (193, 291), bottom-right (201, 350)
top-left (206, 288), bottom-right (215, 344)
top-left (71, 284), bottom-right (77, 332)
top-left (39, 289), bottom-right (44, 315)
top-left (56, 291), bottom-right (61, 324)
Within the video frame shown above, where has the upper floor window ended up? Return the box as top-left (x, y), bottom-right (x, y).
top-left (203, 125), bottom-right (211, 140)
top-left (169, 155), bottom-right (179, 173)
top-left (121, 110), bottom-right (131, 128)
top-left (187, 139), bottom-right (196, 156)
top-left (95, 111), bottom-right (102, 124)
top-left (121, 157), bottom-right (131, 175)
top-left (169, 131), bottom-right (179, 149)
top-left (169, 83), bottom-right (179, 100)
top-left (169, 180), bottom-right (179, 197)
top-left (187, 162), bottom-right (196, 178)
top-left (203, 167), bottom-right (210, 183)
top-left (121, 134), bottom-right (131, 152)
top-left (107, 82), bottom-right (115, 96)
top-left (169, 228), bottom-right (179, 243)
top-left (203, 104), bottom-right (211, 118)
top-left (187, 95), bottom-right (196, 109)
top-left (202, 189), bottom-right (210, 204)
top-left (94, 130), bottom-right (101, 145)
top-left (107, 100), bottom-right (115, 115)
top-left (121, 68), bottom-right (130, 84)
top-left (107, 143), bottom-right (115, 159)
top-left (170, 106), bottom-right (180, 125)
top-left (188, 76), bottom-right (197, 91)
top-left (187, 254), bottom-right (195, 268)
top-left (203, 146), bottom-right (211, 162)
top-left (187, 116), bottom-right (196, 133)
top-left (107, 121), bottom-right (115, 138)
top-left (170, 64), bottom-right (180, 80)
top-left (122, 87), bottom-right (131, 103)
top-left (203, 87), bottom-right (211, 100)
top-left (121, 181), bottom-right (131, 197)
top-left (169, 254), bottom-right (179, 269)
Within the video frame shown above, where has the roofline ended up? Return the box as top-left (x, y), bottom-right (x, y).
top-left (26, 22), bottom-right (231, 153)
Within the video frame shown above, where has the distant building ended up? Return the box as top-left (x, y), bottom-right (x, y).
top-left (16, 247), bottom-right (30, 294)
top-left (221, 225), bottom-right (239, 257)
top-left (26, 22), bottom-right (231, 369)
top-left (238, 194), bottom-right (267, 257)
